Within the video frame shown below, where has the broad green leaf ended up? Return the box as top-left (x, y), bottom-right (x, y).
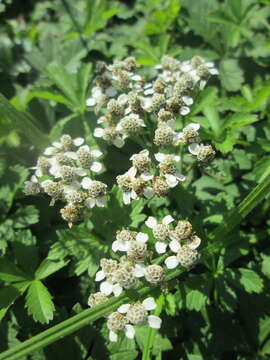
top-left (219, 59), bottom-right (244, 92)
top-left (0, 94), bottom-right (48, 150)
top-left (0, 286), bottom-right (21, 321)
top-left (202, 106), bottom-right (221, 137)
top-left (107, 336), bottom-right (138, 360)
top-left (25, 280), bottom-right (55, 324)
top-left (207, 10), bottom-right (237, 25)
top-left (226, 268), bottom-right (264, 294)
top-left (259, 317), bottom-right (270, 345)
top-left (11, 206), bottom-right (39, 229)
top-left (222, 113), bottom-right (258, 130)
top-left (261, 252), bottom-right (270, 278)
top-left (0, 258), bottom-right (29, 283)
top-left (35, 259), bottom-right (69, 280)
top-left (0, 282), bottom-right (30, 321)
top-left (0, 165), bottom-right (28, 215)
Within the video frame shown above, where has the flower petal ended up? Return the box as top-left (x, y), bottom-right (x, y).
top-left (169, 239), bottom-right (181, 253)
top-left (100, 281), bottom-right (113, 295)
top-left (123, 192), bottom-right (131, 205)
top-left (148, 315), bottom-right (162, 329)
top-left (118, 304), bottom-right (130, 314)
top-left (81, 177), bottom-right (92, 189)
top-left (143, 187), bottom-right (154, 199)
top-left (73, 137), bottom-right (84, 146)
top-left (188, 235), bottom-right (201, 250)
top-left (96, 196), bottom-right (106, 207)
top-left (109, 331), bottom-right (118, 342)
top-left (112, 284), bottom-right (122, 297)
top-left (142, 297), bottom-right (156, 311)
top-left (125, 324), bottom-right (135, 339)
top-left (165, 174), bottom-right (178, 188)
top-left (154, 153), bottom-right (166, 162)
top-left (145, 216), bottom-right (157, 229)
top-left (189, 122), bottom-right (200, 131)
top-left (155, 241), bottom-right (167, 254)
top-left (180, 106), bottom-right (190, 116)
top-left (95, 270), bottom-right (105, 281)
top-left (163, 215), bottom-right (174, 225)
top-left (86, 97), bottom-right (96, 106)
top-left (188, 143), bottom-right (200, 155)
top-left (91, 161), bottom-right (102, 173)
top-left (136, 232), bottom-right (148, 243)
top-left (94, 128), bottom-right (104, 138)
top-left (165, 256), bottom-right (178, 269)
top-left (134, 264), bottom-right (146, 278)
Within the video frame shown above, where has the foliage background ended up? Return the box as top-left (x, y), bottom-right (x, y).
top-left (0, 0), bottom-right (270, 359)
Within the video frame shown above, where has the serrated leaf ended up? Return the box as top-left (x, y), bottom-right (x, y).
top-left (25, 280), bottom-right (55, 324)
top-left (219, 59), bottom-right (244, 91)
top-left (261, 252), bottom-right (270, 278)
top-left (226, 268), bottom-right (264, 293)
top-left (35, 259), bottom-right (69, 280)
top-left (11, 205), bottom-right (39, 229)
top-left (0, 94), bottom-right (48, 150)
top-left (0, 258), bottom-right (29, 282)
top-left (222, 113), bottom-right (258, 130)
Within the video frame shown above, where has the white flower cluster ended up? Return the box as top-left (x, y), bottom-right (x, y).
top-left (87, 55), bottom-right (218, 148)
top-left (116, 149), bottom-right (186, 204)
top-left (145, 217), bottom-right (201, 269)
top-left (88, 218), bottom-right (201, 342)
top-left (23, 134), bottom-right (108, 227)
top-left (179, 123), bottom-right (216, 163)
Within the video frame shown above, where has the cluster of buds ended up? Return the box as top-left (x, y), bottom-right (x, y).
top-left (23, 135), bottom-right (108, 227)
top-left (87, 55), bottom-right (218, 149)
top-left (88, 218), bottom-right (201, 342)
top-left (116, 149), bottom-right (186, 204)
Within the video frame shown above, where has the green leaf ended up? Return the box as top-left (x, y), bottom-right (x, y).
top-left (226, 268), bottom-right (264, 294)
top-left (0, 94), bottom-right (48, 150)
top-left (0, 258), bottom-right (29, 283)
top-left (222, 113), bottom-right (258, 130)
top-left (219, 59), bottom-right (244, 92)
top-left (0, 282), bottom-right (30, 321)
top-left (11, 206), bottom-right (39, 229)
top-left (25, 280), bottom-right (55, 324)
top-left (107, 336), bottom-right (138, 360)
top-left (46, 63), bottom-right (91, 112)
top-left (35, 259), bottom-right (69, 280)
top-left (207, 10), bottom-right (237, 25)
top-left (202, 106), bottom-right (221, 137)
top-left (0, 286), bottom-right (21, 321)
top-left (261, 252), bottom-right (270, 278)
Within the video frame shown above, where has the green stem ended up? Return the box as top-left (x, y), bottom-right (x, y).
top-left (142, 295), bottom-right (164, 360)
top-left (1, 177), bottom-right (270, 360)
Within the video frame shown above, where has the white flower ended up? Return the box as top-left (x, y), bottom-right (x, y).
top-left (118, 297), bottom-right (162, 330)
top-left (188, 143), bottom-right (201, 155)
top-left (165, 236), bottom-right (201, 269)
top-left (154, 153), bottom-right (186, 188)
top-left (82, 178), bottom-right (107, 208)
top-left (44, 136), bottom-right (84, 156)
top-left (145, 215), bottom-right (174, 254)
top-left (86, 86), bottom-right (103, 106)
top-left (112, 231), bottom-right (148, 253)
top-left (93, 127), bottom-right (125, 148)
